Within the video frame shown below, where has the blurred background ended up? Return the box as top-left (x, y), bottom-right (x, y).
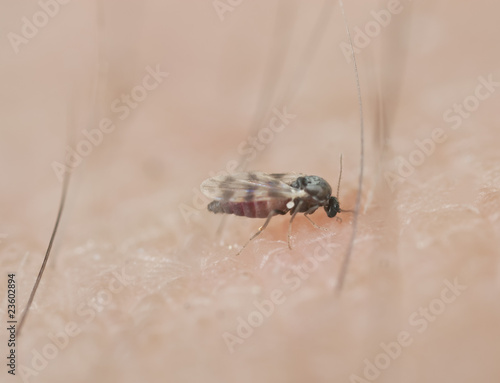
top-left (1, 1), bottom-right (499, 382)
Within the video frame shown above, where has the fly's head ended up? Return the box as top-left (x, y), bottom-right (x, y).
top-left (324, 196), bottom-right (341, 218)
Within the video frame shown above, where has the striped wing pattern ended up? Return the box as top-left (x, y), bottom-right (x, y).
top-left (201, 172), bottom-right (306, 202)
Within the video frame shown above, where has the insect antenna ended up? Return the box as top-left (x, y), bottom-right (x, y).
top-left (336, 153), bottom-right (343, 200)
top-left (336, 153), bottom-right (353, 214)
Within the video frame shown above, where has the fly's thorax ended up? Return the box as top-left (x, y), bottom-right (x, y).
top-left (290, 175), bottom-right (332, 205)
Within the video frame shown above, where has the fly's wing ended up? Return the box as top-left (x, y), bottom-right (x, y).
top-left (200, 172), bottom-right (306, 202)
top-left (268, 173), bottom-right (304, 187)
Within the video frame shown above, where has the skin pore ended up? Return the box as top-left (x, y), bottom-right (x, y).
top-left (1, 1), bottom-right (499, 382)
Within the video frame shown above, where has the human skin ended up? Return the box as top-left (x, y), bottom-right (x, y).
top-left (1, 1), bottom-right (499, 383)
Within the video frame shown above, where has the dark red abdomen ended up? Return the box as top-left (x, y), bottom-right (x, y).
top-left (208, 199), bottom-right (289, 218)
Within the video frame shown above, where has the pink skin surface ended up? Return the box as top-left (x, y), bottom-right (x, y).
top-left (1, 1), bottom-right (500, 382)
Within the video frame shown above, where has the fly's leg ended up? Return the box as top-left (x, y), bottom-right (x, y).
top-left (236, 209), bottom-right (285, 256)
top-left (287, 200), bottom-right (304, 250)
top-left (304, 214), bottom-right (328, 231)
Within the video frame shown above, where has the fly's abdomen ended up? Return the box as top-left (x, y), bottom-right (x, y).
top-left (208, 200), bottom-right (289, 218)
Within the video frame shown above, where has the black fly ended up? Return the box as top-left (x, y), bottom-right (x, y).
top-left (201, 156), bottom-right (348, 255)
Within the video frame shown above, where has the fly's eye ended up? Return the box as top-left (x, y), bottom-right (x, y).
top-left (325, 197), bottom-right (340, 218)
